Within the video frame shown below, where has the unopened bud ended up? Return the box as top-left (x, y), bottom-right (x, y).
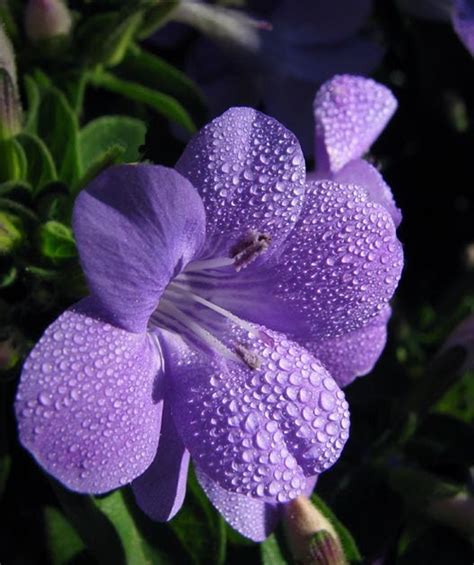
top-left (0, 69), bottom-right (22, 138)
top-left (0, 23), bottom-right (17, 85)
top-left (0, 25), bottom-right (22, 138)
top-left (24, 0), bottom-right (72, 42)
top-left (283, 496), bottom-right (346, 565)
top-left (0, 211), bottom-right (23, 254)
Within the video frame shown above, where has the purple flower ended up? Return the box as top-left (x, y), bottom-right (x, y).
top-left (165, 0), bottom-right (383, 154)
top-left (15, 106), bottom-right (403, 540)
top-left (398, 0), bottom-right (474, 55)
top-left (306, 74), bottom-right (401, 387)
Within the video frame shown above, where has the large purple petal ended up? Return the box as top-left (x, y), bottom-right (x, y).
top-left (196, 468), bottom-right (279, 541)
top-left (132, 402), bottom-right (190, 521)
top-left (175, 107), bottom-right (306, 259)
top-left (269, 180), bottom-right (403, 340)
top-left (166, 326), bottom-right (349, 503)
top-left (314, 75), bottom-right (397, 173)
top-left (452, 0), bottom-right (474, 55)
top-left (15, 298), bottom-right (162, 494)
top-left (270, 0), bottom-right (372, 45)
top-left (73, 165), bottom-right (206, 333)
top-left (333, 159), bottom-right (402, 227)
top-left (307, 307), bottom-right (391, 388)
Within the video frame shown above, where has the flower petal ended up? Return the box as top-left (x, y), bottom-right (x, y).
top-left (452, 0), bottom-right (474, 55)
top-left (15, 298), bottom-right (163, 493)
top-left (269, 180), bottom-right (403, 340)
top-left (175, 107), bottom-right (306, 258)
top-left (166, 327), bottom-right (349, 504)
top-left (307, 307), bottom-right (391, 388)
top-left (270, 0), bottom-right (372, 45)
top-left (333, 159), bottom-right (402, 227)
top-left (73, 164), bottom-right (206, 333)
top-left (196, 467), bottom-right (280, 541)
top-left (132, 402), bottom-right (190, 521)
top-left (314, 75), bottom-right (397, 173)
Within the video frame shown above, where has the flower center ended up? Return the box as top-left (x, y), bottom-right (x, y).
top-left (149, 230), bottom-right (271, 366)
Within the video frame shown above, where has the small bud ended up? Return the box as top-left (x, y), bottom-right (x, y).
top-left (0, 23), bottom-right (17, 86)
top-left (283, 496), bottom-right (346, 565)
top-left (0, 211), bottom-right (23, 254)
top-left (0, 69), bottom-right (22, 138)
top-left (24, 0), bottom-right (72, 42)
top-left (0, 25), bottom-right (22, 139)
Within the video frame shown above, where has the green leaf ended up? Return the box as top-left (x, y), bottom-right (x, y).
top-left (23, 75), bottom-right (41, 133)
top-left (77, 8), bottom-right (144, 67)
top-left (138, 1), bottom-right (179, 38)
top-left (120, 44), bottom-right (206, 116)
top-left (52, 485), bottom-right (166, 564)
top-left (39, 220), bottom-right (77, 259)
top-left (44, 506), bottom-right (85, 565)
top-left (0, 265), bottom-right (17, 288)
top-left (0, 138), bottom-right (27, 183)
top-left (90, 71), bottom-right (196, 133)
top-left (79, 115), bottom-right (146, 172)
top-left (170, 469), bottom-right (227, 564)
top-left (75, 144), bottom-right (126, 193)
top-left (311, 493), bottom-right (362, 562)
top-left (16, 132), bottom-right (57, 192)
top-left (261, 534), bottom-right (288, 565)
top-left (36, 86), bottom-right (80, 185)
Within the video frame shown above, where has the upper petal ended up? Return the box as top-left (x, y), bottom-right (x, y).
top-left (313, 75), bottom-right (397, 173)
top-left (269, 180), bottom-right (403, 340)
top-left (452, 0), bottom-right (474, 55)
top-left (165, 326), bottom-right (349, 504)
top-left (270, 0), bottom-right (372, 45)
top-left (175, 107), bottom-right (306, 259)
top-left (73, 164), bottom-right (206, 333)
top-left (307, 307), bottom-right (391, 388)
top-left (196, 467), bottom-right (280, 542)
top-left (132, 401), bottom-right (190, 521)
top-left (15, 298), bottom-right (163, 493)
top-left (333, 159), bottom-right (402, 227)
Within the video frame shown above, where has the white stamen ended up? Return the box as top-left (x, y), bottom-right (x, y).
top-left (154, 298), bottom-right (242, 363)
top-left (165, 283), bottom-right (256, 333)
top-left (184, 256), bottom-right (235, 273)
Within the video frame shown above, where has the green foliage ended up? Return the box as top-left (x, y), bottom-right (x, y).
top-left (36, 86), bottom-right (81, 185)
top-left (16, 132), bottom-right (57, 192)
top-left (79, 115), bottom-right (146, 172)
top-left (90, 70), bottom-right (197, 133)
top-left (39, 221), bottom-right (76, 260)
top-left (260, 534), bottom-right (287, 565)
top-left (311, 493), bottom-right (362, 563)
top-left (44, 506), bottom-right (85, 565)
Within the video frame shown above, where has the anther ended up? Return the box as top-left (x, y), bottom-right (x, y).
top-left (229, 230), bottom-right (272, 271)
top-left (235, 343), bottom-right (261, 370)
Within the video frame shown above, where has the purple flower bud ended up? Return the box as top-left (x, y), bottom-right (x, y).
top-left (283, 496), bottom-right (346, 564)
top-left (0, 25), bottom-right (21, 138)
top-left (0, 23), bottom-right (17, 85)
top-left (24, 0), bottom-right (72, 42)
